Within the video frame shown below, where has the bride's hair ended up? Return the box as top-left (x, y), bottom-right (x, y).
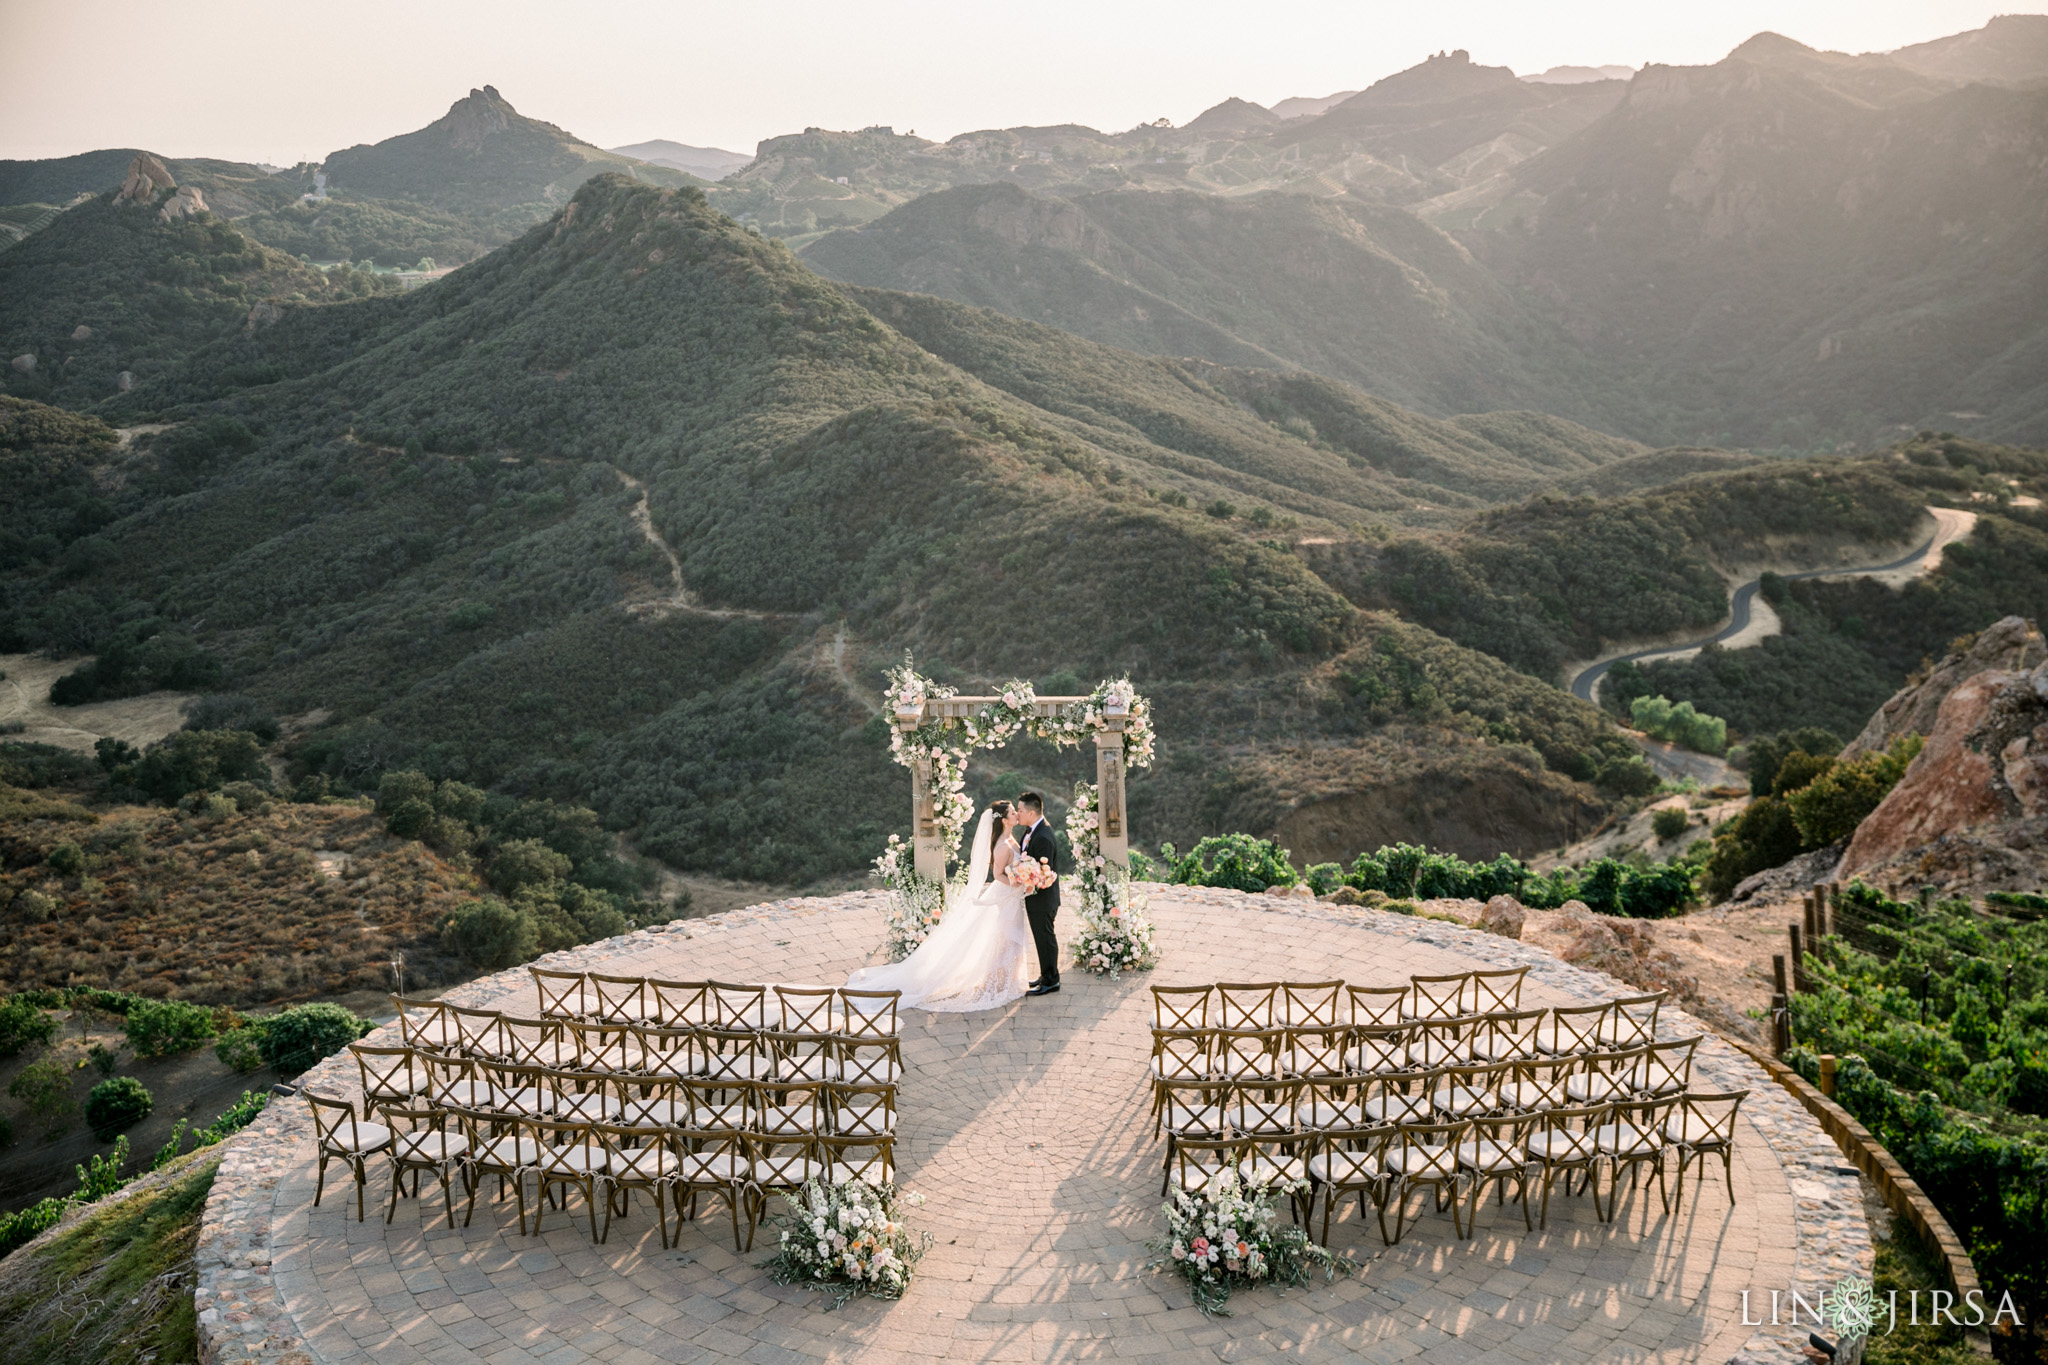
top-left (987, 800), bottom-right (1013, 859)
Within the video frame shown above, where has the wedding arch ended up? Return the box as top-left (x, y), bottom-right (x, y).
top-left (879, 657), bottom-right (1155, 904)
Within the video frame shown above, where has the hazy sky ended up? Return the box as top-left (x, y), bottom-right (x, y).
top-left (0, 1), bottom-right (2021, 165)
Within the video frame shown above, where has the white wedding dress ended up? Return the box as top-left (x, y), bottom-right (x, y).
top-left (847, 809), bottom-right (1033, 1012)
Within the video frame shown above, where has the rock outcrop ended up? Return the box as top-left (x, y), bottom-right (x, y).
top-left (1840, 615), bottom-right (2046, 761)
top-left (1839, 641), bottom-right (2048, 890)
top-left (157, 185), bottom-right (208, 222)
top-left (9, 354), bottom-right (34, 375)
top-left (1479, 894), bottom-right (1525, 939)
top-left (114, 153), bottom-right (177, 205)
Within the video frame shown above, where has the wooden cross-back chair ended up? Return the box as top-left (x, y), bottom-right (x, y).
top-left (597, 1122), bottom-right (679, 1246)
top-left (820, 1133), bottom-right (894, 1190)
top-left (838, 988), bottom-right (902, 1038)
top-left (1347, 984), bottom-right (1408, 1027)
top-left (448, 1004), bottom-right (509, 1061)
top-left (1216, 982), bottom-right (1279, 1031)
top-left (1630, 1036), bottom-right (1699, 1099)
top-left (1284, 1026), bottom-right (1349, 1080)
top-left (1215, 1028), bottom-right (1283, 1084)
top-left (709, 981), bottom-right (768, 1032)
top-left (306, 1092), bottom-right (392, 1222)
top-left (1565, 1046), bottom-right (1647, 1107)
top-left (1594, 1096), bottom-right (1677, 1224)
top-left (390, 995), bottom-right (456, 1052)
top-left (1404, 973), bottom-right (1473, 1022)
top-left (1309, 1126), bottom-right (1395, 1247)
top-left (1597, 991), bottom-right (1667, 1049)
top-left (1458, 1112), bottom-right (1535, 1233)
top-left (530, 967), bottom-right (592, 1020)
top-left (1470, 966), bottom-right (1529, 1015)
top-left (350, 1044), bottom-right (419, 1110)
top-left (775, 985), bottom-right (839, 1034)
top-left (448, 1104), bottom-right (541, 1232)
top-left (1151, 984), bottom-right (1212, 1032)
top-left (827, 1082), bottom-right (896, 1138)
top-left (1471, 1007), bottom-right (1545, 1063)
top-left (589, 974), bottom-right (652, 1026)
top-left (1666, 1090), bottom-right (1747, 1209)
top-left (649, 978), bottom-right (712, 1028)
top-left (378, 1101), bottom-right (469, 1228)
top-left (1526, 1101), bottom-right (1606, 1229)
top-left (1350, 1026), bottom-right (1410, 1076)
top-left (1534, 1002), bottom-right (1612, 1057)
top-left (1156, 1077), bottom-right (1229, 1195)
top-left (1383, 1119), bottom-right (1469, 1243)
top-left (1280, 981), bottom-right (1344, 1027)
top-left (674, 1128), bottom-right (750, 1251)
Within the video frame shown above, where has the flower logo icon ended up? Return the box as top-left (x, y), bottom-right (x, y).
top-left (1828, 1275), bottom-right (1880, 1338)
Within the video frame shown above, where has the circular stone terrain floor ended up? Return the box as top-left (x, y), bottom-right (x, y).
top-left (199, 888), bottom-right (1869, 1365)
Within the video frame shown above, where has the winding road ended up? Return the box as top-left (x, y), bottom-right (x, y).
top-left (1569, 509), bottom-right (1976, 703)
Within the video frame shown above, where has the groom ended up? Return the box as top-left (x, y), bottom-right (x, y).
top-left (1014, 792), bottom-right (1061, 996)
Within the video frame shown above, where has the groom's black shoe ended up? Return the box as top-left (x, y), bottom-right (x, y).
top-left (1028, 977), bottom-right (1042, 990)
top-left (1027, 979), bottom-right (1061, 996)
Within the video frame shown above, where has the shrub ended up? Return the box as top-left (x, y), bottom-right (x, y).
top-left (0, 1198), bottom-right (64, 1258)
top-left (181, 693), bottom-right (280, 743)
top-left (1746, 727), bottom-right (1844, 797)
top-left (1701, 796), bottom-right (1804, 901)
top-left (257, 1002), bottom-right (372, 1076)
top-left (128, 729), bottom-right (268, 803)
top-left (1650, 807), bottom-right (1689, 841)
top-left (1162, 835), bottom-right (1297, 893)
top-left (123, 998), bottom-right (219, 1057)
top-left (1629, 694), bottom-right (1727, 754)
top-left (0, 997), bottom-right (58, 1057)
top-left (8, 1057), bottom-right (76, 1132)
top-left (1786, 734), bottom-right (1924, 848)
top-left (74, 1133), bottom-right (129, 1201)
top-left (214, 1026), bottom-right (267, 1073)
top-left (487, 837), bottom-right (571, 894)
top-left (11, 888), bottom-right (57, 923)
top-left (45, 841), bottom-right (85, 875)
top-left (439, 896), bottom-right (540, 968)
top-left (84, 1076), bottom-right (153, 1139)
top-left (195, 1089), bottom-right (268, 1144)
top-left (1303, 863), bottom-right (1345, 896)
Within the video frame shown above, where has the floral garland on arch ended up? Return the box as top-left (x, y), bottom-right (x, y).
top-left (879, 656), bottom-right (1156, 872)
top-left (1066, 780), bottom-right (1160, 977)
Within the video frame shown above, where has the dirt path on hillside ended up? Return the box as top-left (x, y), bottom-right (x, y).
top-left (611, 469), bottom-right (787, 621)
top-left (0, 653), bottom-right (190, 754)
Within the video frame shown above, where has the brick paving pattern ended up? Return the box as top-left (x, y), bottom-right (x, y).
top-left (197, 887), bottom-right (1865, 1364)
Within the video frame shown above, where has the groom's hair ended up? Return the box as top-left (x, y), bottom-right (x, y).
top-left (1017, 791), bottom-right (1044, 814)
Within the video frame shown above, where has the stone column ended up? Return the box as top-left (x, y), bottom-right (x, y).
top-left (911, 757), bottom-right (946, 882)
top-left (894, 702), bottom-right (947, 884)
top-left (1094, 704), bottom-right (1129, 873)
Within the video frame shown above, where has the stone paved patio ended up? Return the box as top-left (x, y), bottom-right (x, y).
top-left (199, 888), bottom-right (1868, 1364)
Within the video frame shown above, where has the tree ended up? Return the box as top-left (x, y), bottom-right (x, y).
top-left (85, 1076), bottom-right (153, 1139)
top-left (258, 1003), bottom-right (372, 1076)
top-left (129, 729), bottom-right (268, 803)
top-left (124, 998), bottom-right (220, 1057)
top-left (8, 1057), bottom-right (77, 1134)
top-left (439, 897), bottom-right (539, 969)
top-left (488, 838), bottom-right (571, 895)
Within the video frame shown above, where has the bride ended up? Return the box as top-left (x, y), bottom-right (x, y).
top-left (847, 801), bottom-right (1033, 1012)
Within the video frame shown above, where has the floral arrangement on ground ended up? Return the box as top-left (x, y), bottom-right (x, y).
top-left (870, 835), bottom-right (950, 963)
top-left (1149, 1167), bottom-right (1353, 1315)
top-left (759, 1176), bottom-right (932, 1308)
top-left (1071, 867), bottom-right (1159, 979)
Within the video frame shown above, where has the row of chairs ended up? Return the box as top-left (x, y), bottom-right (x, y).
top-left (1149, 971), bottom-right (1556, 1030)
top-left (360, 1021), bottom-right (907, 1088)
top-left (307, 1091), bottom-right (892, 1252)
top-left (1168, 1089), bottom-right (1747, 1247)
top-left (1150, 1026), bottom-right (1702, 1101)
top-left (520, 971), bottom-right (901, 1035)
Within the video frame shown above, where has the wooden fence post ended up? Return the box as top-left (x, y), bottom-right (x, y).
top-left (1819, 1053), bottom-right (1838, 1099)
top-left (1789, 923), bottom-right (1806, 994)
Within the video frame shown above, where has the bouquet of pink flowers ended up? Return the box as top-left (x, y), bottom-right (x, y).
top-left (1005, 856), bottom-right (1057, 892)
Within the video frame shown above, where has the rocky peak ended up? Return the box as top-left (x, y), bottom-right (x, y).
top-left (1840, 615), bottom-right (2047, 761)
top-left (114, 152), bottom-right (177, 205)
top-left (442, 85), bottom-right (517, 152)
top-left (157, 185), bottom-right (208, 222)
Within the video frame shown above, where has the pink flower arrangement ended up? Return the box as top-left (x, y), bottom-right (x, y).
top-left (1005, 856), bottom-right (1057, 892)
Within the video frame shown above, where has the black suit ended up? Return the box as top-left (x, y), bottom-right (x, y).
top-left (1018, 818), bottom-right (1061, 985)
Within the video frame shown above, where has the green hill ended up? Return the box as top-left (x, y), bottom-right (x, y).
top-left (0, 176), bottom-right (1644, 880)
top-left (0, 189), bottom-right (388, 409)
top-left (322, 86), bottom-right (701, 233)
top-left (0, 150), bottom-right (145, 206)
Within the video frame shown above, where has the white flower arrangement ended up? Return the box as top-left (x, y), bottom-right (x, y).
top-left (1149, 1166), bottom-right (1351, 1316)
top-left (760, 1177), bottom-right (932, 1308)
top-left (871, 835), bottom-right (952, 962)
top-left (1065, 781), bottom-right (1160, 977)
